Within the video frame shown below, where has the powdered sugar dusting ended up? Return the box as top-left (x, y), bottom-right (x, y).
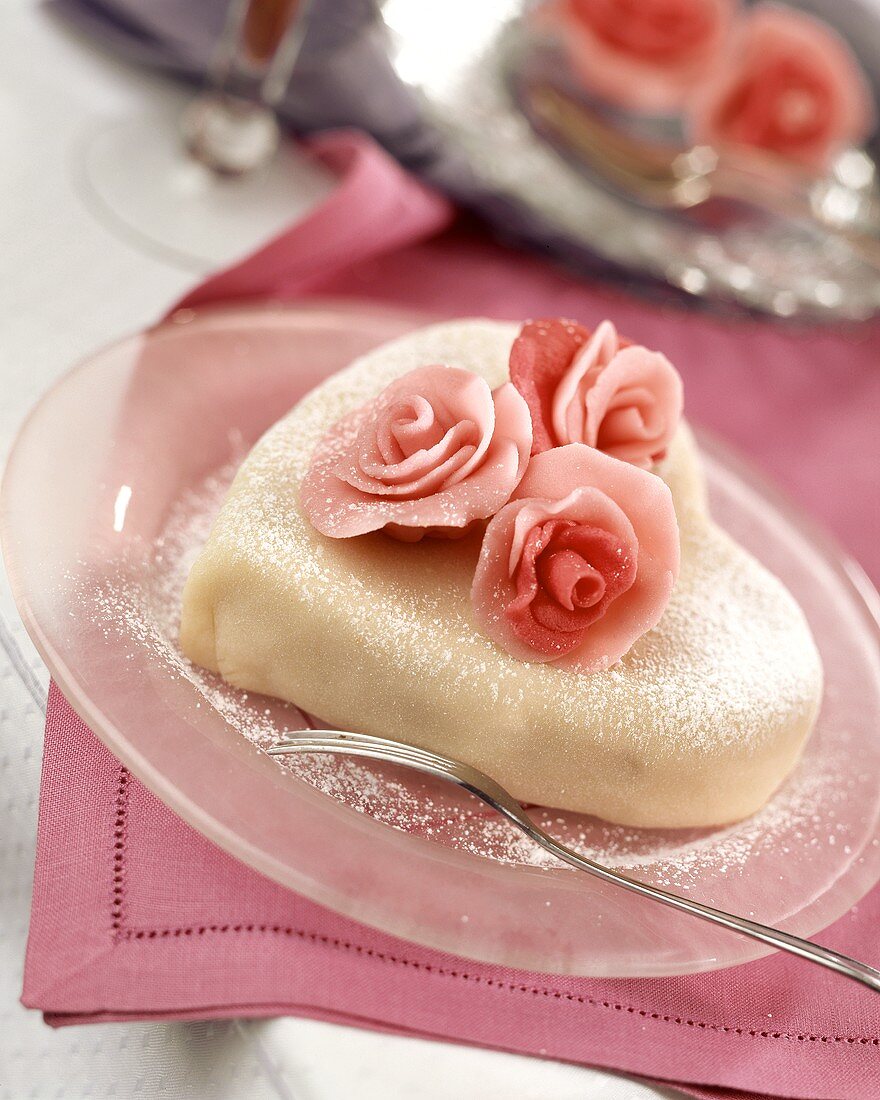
top-left (75, 459), bottom-right (846, 891)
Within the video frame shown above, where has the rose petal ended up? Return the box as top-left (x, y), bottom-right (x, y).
top-left (551, 320), bottom-right (619, 445)
top-left (583, 345), bottom-right (683, 469)
top-left (472, 444), bottom-right (679, 670)
top-left (505, 516), bottom-right (638, 655)
top-left (510, 317), bottom-right (682, 469)
top-left (341, 366), bottom-right (495, 496)
top-left (509, 318), bottom-right (592, 453)
top-left (302, 370), bottom-right (532, 540)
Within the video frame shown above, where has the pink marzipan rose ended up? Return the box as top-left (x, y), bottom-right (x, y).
top-left (301, 365), bottom-right (532, 542)
top-left (471, 444), bottom-right (680, 671)
top-left (690, 5), bottom-right (874, 172)
top-left (509, 318), bottom-right (683, 470)
top-left (536, 0), bottom-right (736, 112)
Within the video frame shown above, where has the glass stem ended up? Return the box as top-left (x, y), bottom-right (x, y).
top-left (182, 0), bottom-right (312, 176)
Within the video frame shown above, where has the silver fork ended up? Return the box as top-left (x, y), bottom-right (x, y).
top-left (268, 729), bottom-right (880, 994)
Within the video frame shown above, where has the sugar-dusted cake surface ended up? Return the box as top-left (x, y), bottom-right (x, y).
top-left (180, 321), bottom-right (822, 828)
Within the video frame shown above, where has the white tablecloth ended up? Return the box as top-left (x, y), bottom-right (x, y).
top-left (0, 2), bottom-right (687, 1094)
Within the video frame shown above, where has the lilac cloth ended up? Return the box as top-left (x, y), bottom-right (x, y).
top-left (22, 132), bottom-right (880, 1100)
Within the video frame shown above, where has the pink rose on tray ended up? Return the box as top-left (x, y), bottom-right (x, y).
top-left (690, 5), bottom-right (874, 172)
top-left (471, 444), bottom-right (679, 671)
top-left (509, 318), bottom-right (683, 470)
top-left (301, 365), bottom-right (532, 542)
top-left (535, 0), bottom-right (736, 112)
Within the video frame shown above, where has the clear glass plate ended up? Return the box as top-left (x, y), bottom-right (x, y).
top-left (3, 301), bottom-right (880, 977)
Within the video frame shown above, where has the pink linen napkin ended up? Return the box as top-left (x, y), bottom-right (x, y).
top-left (23, 131), bottom-right (880, 1100)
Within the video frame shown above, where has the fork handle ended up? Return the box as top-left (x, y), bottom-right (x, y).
top-left (523, 823), bottom-right (880, 993)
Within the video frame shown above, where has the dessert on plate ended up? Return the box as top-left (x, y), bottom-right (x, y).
top-left (179, 317), bottom-right (822, 829)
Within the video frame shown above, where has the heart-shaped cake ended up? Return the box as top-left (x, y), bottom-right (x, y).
top-left (180, 319), bottom-right (822, 828)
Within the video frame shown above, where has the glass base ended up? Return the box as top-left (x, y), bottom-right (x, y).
top-left (77, 108), bottom-right (334, 272)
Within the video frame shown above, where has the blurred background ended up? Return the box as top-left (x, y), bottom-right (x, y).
top-left (36, 0), bottom-right (880, 319)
